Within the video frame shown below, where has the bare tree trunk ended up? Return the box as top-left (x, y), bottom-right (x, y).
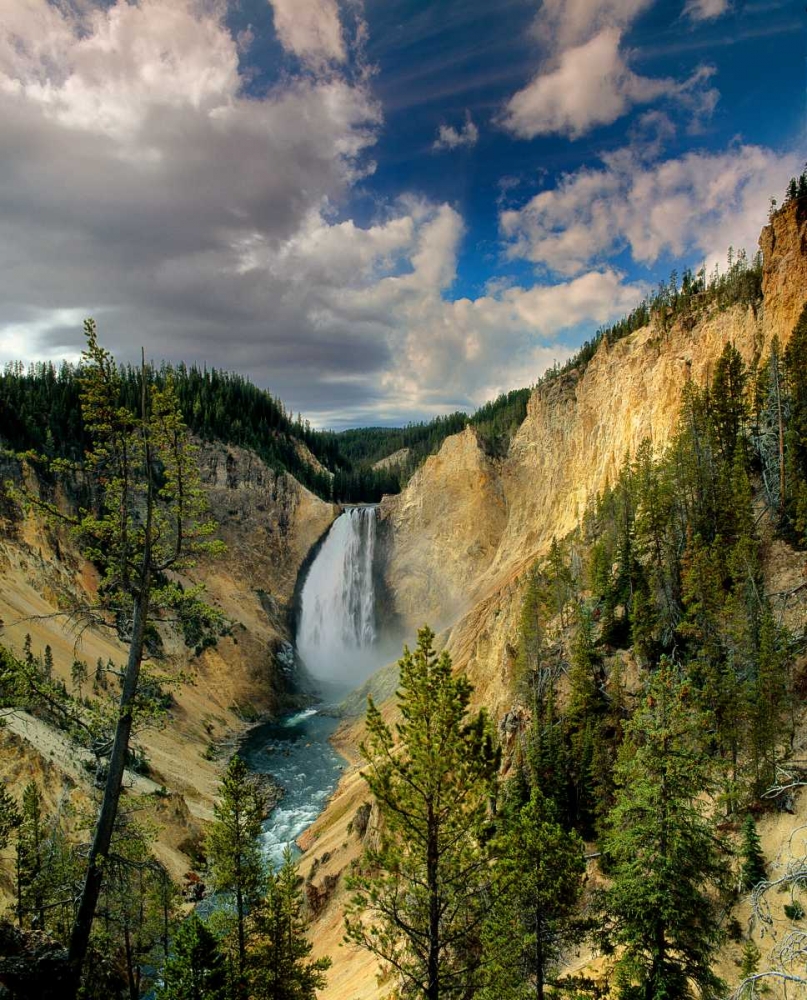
top-left (65, 579), bottom-right (150, 996)
top-left (427, 806), bottom-right (440, 1000)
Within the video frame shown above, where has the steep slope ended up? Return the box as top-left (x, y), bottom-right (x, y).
top-left (0, 442), bottom-right (337, 872)
top-left (382, 204), bottom-right (805, 645)
top-left (302, 202), bottom-right (807, 998)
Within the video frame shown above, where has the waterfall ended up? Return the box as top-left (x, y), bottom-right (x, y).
top-left (296, 506), bottom-right (379, 688)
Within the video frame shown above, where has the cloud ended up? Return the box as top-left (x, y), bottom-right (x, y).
top-left (245, 203), bottom-right (647, 423)
top-left (433, 112), bottom-right (479, 151)
top-left (683, 0), bottom-right (731, 21)
top-left (501, 143), bottom-right (799, 276)
top-left (0, 0), bottom-right (679, 428)
top-left (501, 28), bottom-right (717, 139)
top-left (268, 0), bottom-right (346, 66)
top-left (503, 0), bottom-right (719, 140)
top-left (531, 0), bottom-right (655, 50)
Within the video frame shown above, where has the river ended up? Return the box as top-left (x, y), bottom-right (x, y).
top-left (239, 708), bottom-right (345, 868)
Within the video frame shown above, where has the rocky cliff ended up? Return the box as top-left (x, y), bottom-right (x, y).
top-left (302, 201), bottom-right (807, 999)
top-left (381, 202), bottom-right (806, 656)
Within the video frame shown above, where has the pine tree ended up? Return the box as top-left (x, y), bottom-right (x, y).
top-left (526, 687), bottom-right (571, 828)
top-left (481, 787), bottom-right (585, 1000)
top-left (784, 303), bottom-right (807, 544)
top-left (515, 568), bottom-right (545, 697)
top-left (16, 781), bottom-right (46, 929)
top-left (206, 754), bottom-right (267, 994)
top-left (740, 815), bottom-right (766, 891)
top-left (711, 343), bottom-right (748, 462)
top-left (0, 782), bottom-right (21, 851)
top-left (601, 661), bottom-right (730, 1000)
top-left (633, 439), bottom-right (676, 638)
top-left (345, 626), bottom-right (500, 1000)
top-left (248, 846), bottom-right (330, 1000)
top-left (736, 939), bottom-right (761, 1000)
top-left (42, 644), bottom-right (54, 681)
top-left (158, 912), bottom-right (227, 1000)
top-left (71, 659), bottom-right (88, 699)
top-left (7, 323), bottom-right (226, 995)
top-left (748, 608), bottom-right (789, 797)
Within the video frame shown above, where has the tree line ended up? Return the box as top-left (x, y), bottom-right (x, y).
top-left (0, 358), bottom-right (533, 505)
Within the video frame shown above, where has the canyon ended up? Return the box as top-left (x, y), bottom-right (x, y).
top-left (0, 199), bottom-right (806, 996)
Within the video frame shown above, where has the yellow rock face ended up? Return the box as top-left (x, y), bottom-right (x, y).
top-left (305, 202), bottom-right (807, 999)
top-left (382, 202), bottom-right (807, 685)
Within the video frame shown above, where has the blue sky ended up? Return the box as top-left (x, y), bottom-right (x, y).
top-left (0, 0), bottom-right (804, 427)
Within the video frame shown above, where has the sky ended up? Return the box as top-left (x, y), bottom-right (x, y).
top-left (0, 0), bottom-right (804, 429)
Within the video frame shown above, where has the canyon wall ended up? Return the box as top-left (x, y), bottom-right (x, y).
top-left (0, 444), bottom-right (337, 868)
top-left (381, 203), bottom-right (807, 662)
top-left (301, 202), bottom-right (807, 999)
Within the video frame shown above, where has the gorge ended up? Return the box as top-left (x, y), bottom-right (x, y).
top-left (1, 197), bottom-right (807, 1000)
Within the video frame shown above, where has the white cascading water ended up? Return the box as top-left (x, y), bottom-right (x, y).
top-left (296, 506), bottom-right (379, 688)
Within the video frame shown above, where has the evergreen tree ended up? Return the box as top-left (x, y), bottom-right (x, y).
top-left (633, 439), bottom-right (676, 639)
top-left (71, 659), bottom-right (88, 698)
top-left (739, 815), bottom-right (766, 891)
top-left (206, 754), bottom-right (267, 995)
top-left (601, 661), bottom-right (729, 1000)
top-left (9, 322), bottom-right (226, 995)
top-left (42, 644), bottom-right (54, 681)
top-left (515, 568), bottom-right (545, 697)
top-left (207, 754), bottom-right (266, 993)
top-left (748, 608), bottom-right (789, 797)
top-left (526, 687), bottom-right (571, 828)
top-left (481, 787), bottom-right (585, 1000)
top-left (711, 343), bottom-right (748, 461)
top-left (16, 781), bottom-right (46, 929)
top-left (345, 626), bottom-right (500, 1000)
top-left (0, 782), bottom-right (21, 852)
top-left (736, 939), bottom-right (761, 1000)
top-left (248, 846), bottom-right (330, 1000)
top-left (158, 912), bottom-right (227, 1000)
top-left (784, 303), bottom-right (807, 544)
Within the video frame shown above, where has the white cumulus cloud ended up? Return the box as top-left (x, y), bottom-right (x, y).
top-left (503, 0), bottom-right (718, 140)
top-left (502, 28), bottom-right (717, 140)
top-left (268, 0), bottom-right (346, 66)
top-left (531, 0), bottom-right (655, 49)
top-left (501, 143), bottom-right (800, 276)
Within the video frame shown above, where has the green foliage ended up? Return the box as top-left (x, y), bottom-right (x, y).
top-left (4, 322), bottom-right (227, 992)
top-left (0, 360), bottom-right (531, 503)
top-left (91, 814), bottom-right (180, 998)
top-left (0, 782), bottom-right (20, 852)
top-left (345, 626), bottom-right (500, 1000)
top-left (16, 782), bottom-right (47, 929)
top-left (740, 815), bottom-right (766, 891)
top-left (481, 787), bottom-right (585, 1000)
top-left (247, 846), bottom-right (331, 1000)
top-left (206, 754), bottom-right (268, 989)
top-left (157, 912), bottom-right (227, 1000)
top-left (601, 662), bottom-right (730, 1000)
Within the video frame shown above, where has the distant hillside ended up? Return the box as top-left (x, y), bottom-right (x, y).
top-left (0, 361), bottom-right (533, 504)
